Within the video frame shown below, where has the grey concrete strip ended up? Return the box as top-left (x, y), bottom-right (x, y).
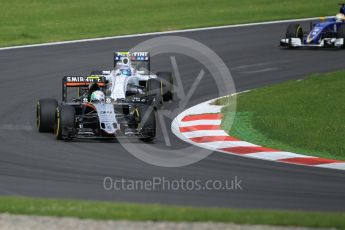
top-left (0, 214), bottom-right (334, 230)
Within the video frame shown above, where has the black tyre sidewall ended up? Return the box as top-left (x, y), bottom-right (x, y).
top-left (146, 78), bottom-right (162, 105)
top-left (156, 72), bottom-right (173, 101)
top-left (37, 99), bottom-right (58, 133)
top-left (55, 105), bottom-right (75, 140)
top-left (286, 24), bottom-right (303, 39)
top-left (137, 104), bottom-right (156, 141)
top-left (337, 25), bottom-right (345, 49)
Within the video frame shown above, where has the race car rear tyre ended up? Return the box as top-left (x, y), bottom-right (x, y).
top-left (146, 78), bottom-right (162, 107)
top-left (286, 24), bottom-right (303, 39)
top-left (137, 104), bottom-right (156, 142)
top-left (337, 25), bottom-right (345, 49)
top-left (55, 105), bottom-right (75, 140)
top-left (36, 99), bottom-right (58, 133)
top-left (157, 72), bottom-right (174, 102)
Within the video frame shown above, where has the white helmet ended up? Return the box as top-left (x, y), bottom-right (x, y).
top-left (90, 90), bottom-right (105, 102)
top-left (336, 13), bottom-right (344, 22)
top-left (121, 57), bottom-right (131, 65)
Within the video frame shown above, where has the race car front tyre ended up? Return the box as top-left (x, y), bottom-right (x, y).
top-left (146, 78), bottom-right (162, 107)
top-left (286, 24), bottom-right (303, 39)
top-left (156, 72), bottom-right (174, 102)
top-left (36, 99), bottom-right (58, 133)
top-left (55, 105), bottom-right (75, 140)
top-left (337, 25), bottom-right (345, 49)
top-left (137, 104), bottom-right (156, 142)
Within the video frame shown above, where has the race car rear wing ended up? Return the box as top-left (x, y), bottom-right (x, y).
top-left (114, 51), bottom-right (150, 71)
top-left (63, 76), bottom-right (106, 87)
top-left (62, 76), bottom-right (106, 102)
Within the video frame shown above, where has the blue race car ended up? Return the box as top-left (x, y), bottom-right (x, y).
top-left (280, 4), bottom-right (345, 49)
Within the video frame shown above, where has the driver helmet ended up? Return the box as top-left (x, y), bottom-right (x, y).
top-left (340, 4), bottom-right (345, 15)
top-left (90, 90), bottom-right (105, 102)
top-left (122, 57), bottom-right (130, 65)
top-left (119, 66), bottom-right (132, 77)
top-left (335, 13), bottom-right (344, 22)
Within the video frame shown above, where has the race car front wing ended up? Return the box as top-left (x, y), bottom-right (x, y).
top-left (280, 38), bottom-right (344, 48)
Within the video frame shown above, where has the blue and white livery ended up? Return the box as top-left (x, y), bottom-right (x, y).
top-left (280, 4), bottom-right (345, 48)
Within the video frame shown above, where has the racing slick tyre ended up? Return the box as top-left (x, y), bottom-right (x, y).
top-left (337, 25), bottom-right (345, 49)
top-left (146, 78), bottom-right (162, 107)
top-left (156, 72), bottom-right (174, 102)
top-left (286, 24), bottom-right (303, 49)
top-left (286, 24), bottom-right (303, 39)
top-left (36, 99), bottom-right (58, 133)
top-left (137, 104), bottom-right (156, 142)
top-left (55, 105), bottom-right (75, 140)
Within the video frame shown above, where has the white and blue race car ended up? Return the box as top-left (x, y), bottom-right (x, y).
top-left (280, 4), bottom-right (345, 48)
top-left (91, 52), bottom-right (174, 105)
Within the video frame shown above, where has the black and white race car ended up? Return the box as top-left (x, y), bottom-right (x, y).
top-left (36, 76), bottom-right (156, 141)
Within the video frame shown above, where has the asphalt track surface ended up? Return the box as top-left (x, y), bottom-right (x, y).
top-left (0, 21), bottom-right (345, 212)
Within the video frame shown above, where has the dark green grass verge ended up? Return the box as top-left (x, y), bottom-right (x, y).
top-left (221, 71), bottom-right (345, 160)
top-left (0, 196), bottom-right (345, 229)
top-left (0, 0), bottom-right (340, 47)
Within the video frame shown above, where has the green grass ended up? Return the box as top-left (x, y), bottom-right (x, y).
top-left (221, 71), bottom-right (345, 160)
top-left (0, 0), bottom-right (340, 47)
top-left (0, 196), bottom-right (345, 229)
